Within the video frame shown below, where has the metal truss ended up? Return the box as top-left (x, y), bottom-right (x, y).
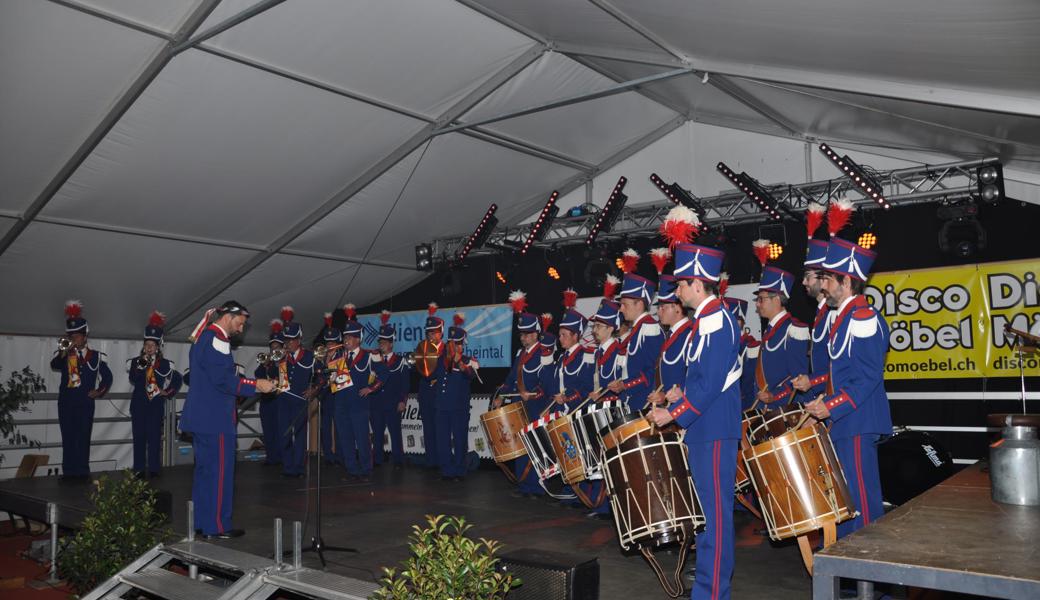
top-left (431, 156), bottom-right (1000, 259)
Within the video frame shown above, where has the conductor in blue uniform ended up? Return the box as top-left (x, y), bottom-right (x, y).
top-left (800, 238), bottom-right (893, 539)
top-left (51, 300), bottom-right (113, 481)
top-left (129, 311), bottom-right (182, 478)
top-left (649, 244), bottom-right (742, 600)
top-left (181, 301), bottom-right (276, 538)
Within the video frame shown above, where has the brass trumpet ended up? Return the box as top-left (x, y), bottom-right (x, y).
top-left (314, 343), bottom-right (345, 362)
top-left (256, 348), bottom-right (286, 364)
top-left (57, 336), bottom-right (72, 352)
top-left (135, 351), bottom-right (153, 369)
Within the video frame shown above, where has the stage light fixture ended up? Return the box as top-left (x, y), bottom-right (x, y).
top-left (495, 270), bottom-right (507, 285)
top-left (456, 203), bottom-right (498, 262)
top-left (568, 205), bottom-right (589, 218)
top-left (937, 201), bottom-right (986, 259)
top-left (585, 177), bottom-right (629, 245)
top-left (818, 144), bottom-right (890, 209)
top-left (976, 163), bottom-right (1005, 205)
top-left (858, 232), bottom-right (877, 249)
top-left (768, 243), bottom-right (784, 260)
top-left (650, 173), bottom-right (707, 223)
top-left (521, 191), bottom-right (560, 255)
top-left (415, 243), bottom-right (433, 271)
top-left (716, 162), bottom-right (781, 221)
top-left (547, 266), bottom-right (560, 280)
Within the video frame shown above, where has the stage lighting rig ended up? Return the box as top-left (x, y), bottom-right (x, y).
top-left (976, 163), bottom-right (1005, 205)
top-left (521, 191), bottom-right (560, 255)
top-left (415, 244), bottom-right (433, 271)
top-left (716, 162), bottom-right (781, 221)
top-left (585, 176), bottom-right (628, 245)
top-left (456, 203), bottom-right (498, 262)
top-left (818, 143), bottom-right (890, 209)
top-left (650, 173), bottom-right (707, 222)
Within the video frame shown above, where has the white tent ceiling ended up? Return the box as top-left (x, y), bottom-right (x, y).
top-left (2, 0), bottom-right (1038, 343)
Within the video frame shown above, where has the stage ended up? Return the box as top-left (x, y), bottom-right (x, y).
top-left (1, 458), bottom-right (815, 599)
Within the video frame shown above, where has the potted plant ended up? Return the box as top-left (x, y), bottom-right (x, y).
top-left (374, 514), bottom-right (520, 600)
top-left (0, 366), bottom-right (45, 466)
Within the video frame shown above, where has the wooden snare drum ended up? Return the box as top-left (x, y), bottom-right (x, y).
top-left (520, 412), bottom-right (565, 482)
top-left (746, 405), bottom-right (806, 447)
top-left (742, 422), bottom-right (855, 541)
top-left (480, 402), bottom-right (529, 463)
top-left (546, 413), bottom-right (587, 485)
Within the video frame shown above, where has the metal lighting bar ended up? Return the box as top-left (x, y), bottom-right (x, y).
top-left (520, 192), bottom-right (560, 255)
top-left (818, 143), bottom-right (891, 209)
top-left (716, 162), bottom-right (782, 220)
top-left (585, 177), bottom-right (629, 244)
top-left (429, 157), bottom-right (1000, 257)
top-left (456, 203), bottom-right (498, 262)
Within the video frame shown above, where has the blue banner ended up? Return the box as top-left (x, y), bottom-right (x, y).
top-left (358, 304), bottom-right (514, 367)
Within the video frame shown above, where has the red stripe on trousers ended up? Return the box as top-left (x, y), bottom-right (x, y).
top-left (712, 440), bottom-right (722, 600)
top-left (216, 434), bottom-right (225, 532)
top-left (854, 435), bottom-right (870, 525)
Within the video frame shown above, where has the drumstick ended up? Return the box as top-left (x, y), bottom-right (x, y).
top-left (795, 394), bottom-right (826, 429)
top-left (642, 384), bottom-right (665, 410)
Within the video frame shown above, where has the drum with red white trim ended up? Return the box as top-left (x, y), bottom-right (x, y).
top-left (520, 412), bottom-right (565, 483)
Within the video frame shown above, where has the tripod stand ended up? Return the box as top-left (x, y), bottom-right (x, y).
top-left (281, 388), bottom-right (358, 567)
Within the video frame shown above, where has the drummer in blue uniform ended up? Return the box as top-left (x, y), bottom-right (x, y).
top-left (276, 307), bottom-right (317, 478)
top-left (317, 313), bottom-right (342, 466)
top-left (493, 290), bottom-right (548, 497)
top-left (129, 311), bottom-right (182, 478)
top-left (608, 272), bottom-right (663, 413)
top-left (370, 310), bottom-right (408, 470)
top-left (254, 320), bottom-right (285, 466)
top-left (181, 300), bottom-right (277, 538)
top-left (330, 306), bottom-right (383, 482)
top-left (750, 265), bottom-right (808, 408)
top-left (649, 243), bottom-right (742, 600)
top-left (51, 300), bottom-right (113, 481)
top-left (799, 238), bottom-right (893, 539)
top-left (417, 303), bottom-right (445, 469)
top-left (646, 275), bottom-right (691, 407)
top-left (437, 313), bottom-right (479, 481)
top-left (721, 295), bottom-right (759, 410)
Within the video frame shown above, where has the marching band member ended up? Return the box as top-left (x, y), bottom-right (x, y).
top-left (50, 301), bottom-right (112, 481)
top-left (591, 277), bottom-right (625, 405)
top-left (649, 243), bottom-right (742, 600)
top-left (128, 311), bottom-right (181, 478)
top-left (721, 295), bottom-right (759, 410)
top-left (800, 238), bottom-right (893, 540)
top-left (551, 290), bottom-right (594, 414)
top-left (437, 314), bottom-right (478, 481)
top-left (749, 245), bottom-right (808, 407)
top-left (646, 275), bottom-right (690, 407)
top-left (329, 306), bottom-right (383, 482)
top-left (254, 320), bottom-right (285, 466)
top-left (417, 303), bottom-right (445, 469)
top-left (276, 307), bottom-right (316, 479)
top-left (609, 255), bottom-right (663, 413)
top-left (181, 300), bottom-right (276, 539)
top-left (370, 310), bottom-right (408, 470)
top-left (494, 290), bottom-right (548, 497)
top-left (317, 313), bottom-right (342, 466)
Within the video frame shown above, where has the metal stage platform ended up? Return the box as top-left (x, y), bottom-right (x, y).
top-left (813, 464), bottom-right (1040, 600)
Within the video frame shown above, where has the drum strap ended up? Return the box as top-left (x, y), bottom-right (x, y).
top-left (496, 462), bottom-right (519, 484)
top-left (573, 484), bottom-right (607, 509)
top-left (639, 539), bottom-right (690, 598)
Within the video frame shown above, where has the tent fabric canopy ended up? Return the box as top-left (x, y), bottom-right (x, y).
top-left (2, 0), bottom-right (1038, 343)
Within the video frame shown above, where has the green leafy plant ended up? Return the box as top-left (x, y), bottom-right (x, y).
top-left (374, 514), bottom-right (520, 600)
top-left (58, 472), bottom-right (173, 595)
top-left (0, 366), bottom-right (46, 465)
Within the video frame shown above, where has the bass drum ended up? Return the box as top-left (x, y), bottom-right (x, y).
top-left (877, 428), bottom-right (956, 506)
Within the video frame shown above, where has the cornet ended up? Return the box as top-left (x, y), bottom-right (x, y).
top-left (313, 343), bottom-right (345, 362)
top-left (256, 348), bottom-right (286, 364)
top-left (135, 351), bottom-right (153, 369)
top-left (57, 337), bottom-right (72, 353)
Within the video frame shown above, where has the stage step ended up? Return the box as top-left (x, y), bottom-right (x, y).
top-left (164, 540), bottom-right (273, 573)
top-left (266, 568), bottom-right (380, 600)
top-left (118, 567), bottom-right (223, 600)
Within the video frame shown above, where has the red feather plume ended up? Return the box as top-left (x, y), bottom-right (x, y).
top-left (508, 290), bottom-right (528, 314)
top-left (649, 247), bottom-right (671, 275)
top-left (453, 313), bottom-right (465, 327)
top-left (64, 300), bottom-right (83, 319)
top-left (603, 274), bottom-right (620, 299)
top-left (323, 312), bottom-right (333, 327)
top-left (342, 303), bottom-right (356, 321)
top-left (620, 248), bottom-right (639, 274)
top-left (427, 302), bottom-right (438, 316)
top-left (827, 198), bottom-right (855, 237)
top-left (280, 305), bottom-right (294, 324)
top-left (270, 319), bottom-right (283, 334)
top-left (719, 273), bottom-right (729, 298)
top-left (540, 313), bottom-right (553, 331)
top-left (752, 239), bottom-right (771, 267)
top-left (148, 310), bottom-right (166, 328)
top-left (380, 310), bottom-right (391, 325)
top-left (562, 288), bottom-right (578, 309)
top-left (659, 206), bottom-right (701, 249)
top-left (805, 202), bottom-right (826, 239)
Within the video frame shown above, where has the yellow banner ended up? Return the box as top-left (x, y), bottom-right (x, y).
top-left (864, 258), bottom-right (1040, 379)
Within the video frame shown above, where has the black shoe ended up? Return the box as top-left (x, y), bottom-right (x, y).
top-left (204, 529), bottom-right (245, 540)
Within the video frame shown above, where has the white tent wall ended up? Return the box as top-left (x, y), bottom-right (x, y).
top-left (0, 334), bottom-right (267, 481)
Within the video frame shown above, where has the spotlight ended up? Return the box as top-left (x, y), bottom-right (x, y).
top-left (496, 270), bottom-right (508, 285)
top-left (440, 270), bottom-right (463, 297)
top-left (547, 266), bottom-right (560, 280)
top-left (521, 191), bottom-right (560, 255)
top-left (415, 244), bottom-right (433, 271)
top-left (583, 244), bottom-right (613, 287)
top-left (858, 232), bottom-right (877, 249)
top-left (586, 177), bottom-right (629, 244)
top-left (650, 173), bottom-right (707, 223)
top-left (716, 162), bottom-right (781, 221)
top-left (456, 203), bottom-right (498, 262)
top-left (768, 243), bottom-right (784, 260)
top-left (818, 144), bottom-right (890, 209)
top-left (937, 201), bottom-right (986, 259)
top-left (614, 257), bottom-right (625, 271)
top-left (976, 163), bottom-right (1005, 205)
top-left (568, 205), bottom-right (589, 218)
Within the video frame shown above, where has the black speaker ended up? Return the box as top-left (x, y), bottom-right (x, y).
top-left (497, 548), bottom-right (599, 600)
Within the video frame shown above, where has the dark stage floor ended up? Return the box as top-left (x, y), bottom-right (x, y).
top-left (2, 458), bottom-right (817, 599)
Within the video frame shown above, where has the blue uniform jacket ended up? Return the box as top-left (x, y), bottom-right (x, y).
top-left (593, 339), bottom-right (625, 404)
top-left (499, 345), bottom-right (548, 416)
top-left (821, 295), bottom-right (893, 440)
top-left (550, 345), bottom-right (595, 412)
top-left (666, 297), bottom-right (742, 442)
top-left (50, 348), bottom-right (113, 400)
top-left (738, 335), bottom-right (759, 410)
top-left (180, 324), bottom-right (257, 434)
top-left (659, 317), bottom-right (694, 395)
top-left (328, 348), bottom-right (384, 411)
top-left (754, 311), bottom-right (808, 405)
top-left (418, 343), bottom-right (446, 399)
top-left (808, 301), bottom-right (832, 397)
top-left (129, 358), bottom-right (182, 402)
top-left (437, 354), bottom-right (477, 411)
top-left (372, 352), bottom-right (409, 410)
top-left (279, 348), bottom-right (315, 397)
top-left (619, 313), bottom-right (663, 412)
